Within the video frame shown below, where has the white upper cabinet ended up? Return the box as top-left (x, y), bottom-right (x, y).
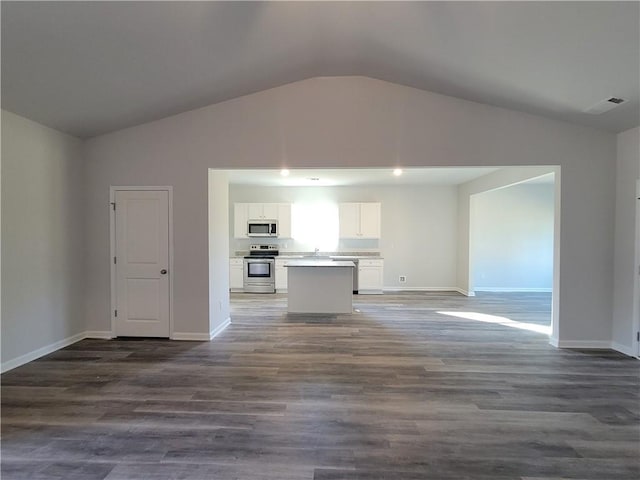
top-left (339, 203), bottom-right (360, 238)
top-left (234, 203), bottom-right (249, 238)
top-left (339, 202), bottom-right (381, 239)
top-left (248, 203), bottom-right (278, 220)
top-left (247, 203), bottom-right (262, 220)
top-left (277, 203), bottom-right (292, 238)
top-left (359, 203), bottom-right (381, 238)
top-left (234, 203), bottom-right (292, 238)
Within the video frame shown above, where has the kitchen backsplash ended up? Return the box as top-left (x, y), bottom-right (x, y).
top-left (234, 250), bottom-right (381, 257)
top-left (231, 237), bottom-right (380, 256)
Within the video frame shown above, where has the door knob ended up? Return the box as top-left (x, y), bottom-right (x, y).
top-left (160, 269), bottom-right (167, 275)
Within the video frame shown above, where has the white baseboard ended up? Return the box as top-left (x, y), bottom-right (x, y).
top-left (383, 287), bottom-right (470, 296)
top-left (2, 320), bottom-right (235, 373)
top-left (611, 341), bottom-right (637, 358)
top-left (210, 317), bottom-right (231, 340)
top-left (383, 287), bottom-right (459, 292)
top-left (456, 288), bottom-right (475, 297)
top-left (85, 330), bottom-right (113, 339)
top-left (474, 287), bottom-right (553, 293)
top-left (172, 319), bottom-right (231, 341)
top-left (1, 331), bottom-right (86, 373)
top-left (550, 339), bottom-right (638, 358)
top-left (386, 287), bottom-right (552, 295)
top-left (359, 289), bottom-right (384, 295)
top-left (2, 322), bottom-right (634, 373)
top-left (552, 340), bottom-right (613, 349)
top-left (171, 332), bottom-right (212, 341)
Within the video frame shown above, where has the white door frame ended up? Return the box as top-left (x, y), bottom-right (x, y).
top-left (109, 186), bottom-right (174, 338)
top-left (634, 180), bottom-right (640, 358)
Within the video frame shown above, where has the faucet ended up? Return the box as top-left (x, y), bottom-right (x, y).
top-left (314, 247), bottom-right (320, 256)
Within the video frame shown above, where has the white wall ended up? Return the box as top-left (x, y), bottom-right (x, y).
top-left (84, 76), bottom-right (616, 346)
top-left (471, 182), bottom-right (554, 291)
top-left (612, 126), bottom-right (640, 356)
top-left (208, 170), bottom-right (230, 337)
top-left (229, 184), bottom-right (459, 289)
top-left (1, 110), bottom-right (85, 370)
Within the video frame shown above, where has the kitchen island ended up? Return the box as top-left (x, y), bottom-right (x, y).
top-left (285, 260), bottom-right (355, 314)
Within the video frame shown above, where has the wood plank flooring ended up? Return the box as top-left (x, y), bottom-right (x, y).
top-left (2, 292), bottom-right (639, 480)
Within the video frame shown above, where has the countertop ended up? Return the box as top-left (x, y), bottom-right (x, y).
top-left (232, 253), bottom-right (383, 260)
top-left (285, 260), bottom-right (356, 268)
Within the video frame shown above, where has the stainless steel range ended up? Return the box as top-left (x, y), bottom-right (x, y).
top-left (243, 244), bottom-right (278, 293)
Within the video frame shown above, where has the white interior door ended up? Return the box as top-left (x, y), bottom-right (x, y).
top-left (114, 190), bottom-right (170, 337)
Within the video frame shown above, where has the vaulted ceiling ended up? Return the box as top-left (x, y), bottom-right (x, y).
top-left (2, 1), bottom-right (638, 138)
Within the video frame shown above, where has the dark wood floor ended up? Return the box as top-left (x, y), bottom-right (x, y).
top-left (2, 292), bottom-right (639, 480)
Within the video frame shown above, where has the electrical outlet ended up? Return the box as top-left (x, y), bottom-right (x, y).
top-left (399, 275), bottom-right (406, 283)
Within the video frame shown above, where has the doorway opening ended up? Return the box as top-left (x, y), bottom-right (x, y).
top-left (210, 166), bottom-right (560, 344)
top-left (468, 173), bottom-right (556, 335)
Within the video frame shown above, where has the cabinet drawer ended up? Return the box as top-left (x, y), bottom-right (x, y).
top-left (359, 259), bottom-right (383, 267)
top-left (230, 258), bottom-right (244, 266)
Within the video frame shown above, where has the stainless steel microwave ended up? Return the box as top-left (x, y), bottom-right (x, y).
top-left (247, 220), bottom-right (278, 237)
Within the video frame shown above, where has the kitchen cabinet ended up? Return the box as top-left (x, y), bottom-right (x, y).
top-left (286, 260), bottom-right (355, 314)
top-left (275, 258), bottom-right (288, 291)
top-left (339, 202), bottom-right (381, 239)
top-left (358, 258), bottom-right (384, 294)
top-left (277, 204), bottom-right (292, 239)
top-left (248, 203), bottom-right (278, 220)
top-left (234, 203), bottom-right (249, 238)
top-left (229, 258), bottom-right (244, 291)
top-left (234, 203), bottom-right (292, 238)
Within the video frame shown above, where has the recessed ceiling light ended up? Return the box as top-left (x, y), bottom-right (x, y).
top-left (308, 177), bottom-right (320, 181)
top-left (393, 168), bottom-right (403, 176)
top-left (280, 169), bottom-right (290, 177)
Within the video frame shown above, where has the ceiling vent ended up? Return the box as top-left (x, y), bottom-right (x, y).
top-left (584, 97), bottom-right (626, 114)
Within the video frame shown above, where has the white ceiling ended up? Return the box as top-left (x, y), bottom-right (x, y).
top-left (2, 1), bottom-right (638, 138)
top-left (227, 167), bottom-right (501, 187)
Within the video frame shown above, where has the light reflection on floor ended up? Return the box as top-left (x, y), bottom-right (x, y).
top-left (437, 310), bottom-right (551, 335)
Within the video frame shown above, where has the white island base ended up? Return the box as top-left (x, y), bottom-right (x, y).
top-left (285, 260), bottom-right (355, 314)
